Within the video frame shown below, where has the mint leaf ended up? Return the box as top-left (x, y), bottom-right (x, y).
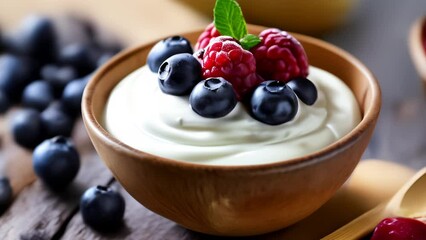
top-left (240, 34), bottom-right (261, 50)
top-left (214, 0), bottom-right (247, 40)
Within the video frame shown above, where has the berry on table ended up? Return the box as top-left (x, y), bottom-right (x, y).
top-left (21, 80), bottom-right (55, 111)
top-left (195, 22), bottom-right (221, 50)
top-left (10, 109), bottom-right (44, 149)
top-left (147, 36), bottom-right (193, 73)
top-left (371, 217), bottom-right (426, 240)
top-left (61, 75), bottom-right (89, 117)
top-left (250, 80), bottom-right (298, 125)
top-left (158, 53), bottom-right (202, 96)
top-left (5, 15), bottom-right (57, 63)
top-left (41, 64), bottom-right (78, 98)
top-left (40, 101), bottom-right (75, 138)
top-left (58, 43), bottom-right (97, 76)
top-left (190, 77), bottom-right (237, 118)
top-left (80, 185), bottom-right (125, 232)
top-left (33, 136), bottom-right (80, 190)
top-left (286, 77), bottom-right (318, 105)
top-left (0, 177), bottom-right (13, 214)
top-left (0, 90), bottom-right (11, 114)
top-left (251, 29), bottom-right (309, 83)
top-left (202, 36), bottom-right (263, 100)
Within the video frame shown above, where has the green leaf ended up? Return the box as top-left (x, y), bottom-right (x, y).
top-left (214, 0), bottom-right (247, 40)
top-left (240, 34), bottom-right (261, 50)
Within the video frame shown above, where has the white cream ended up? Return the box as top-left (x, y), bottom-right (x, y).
top-left (103, 66), bottom-right (361, 165)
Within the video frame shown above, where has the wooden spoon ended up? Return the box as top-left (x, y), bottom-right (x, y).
top-left (322, 167), bottom-right (426, 239)
top-left (408, 16), bottom-right (426, 87)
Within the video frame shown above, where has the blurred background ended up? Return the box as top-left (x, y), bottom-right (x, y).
top-left (1, 0), bottom-right (426, 168)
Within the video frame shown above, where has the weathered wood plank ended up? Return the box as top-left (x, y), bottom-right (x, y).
top-left (0, 119), bottom-right (113, 239)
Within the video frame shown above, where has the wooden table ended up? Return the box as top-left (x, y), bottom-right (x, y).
top-left (0, 0), bottom-right (426, 239)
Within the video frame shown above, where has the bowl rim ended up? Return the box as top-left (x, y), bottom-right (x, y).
top-left (82, 25), bottom-right (381, 172)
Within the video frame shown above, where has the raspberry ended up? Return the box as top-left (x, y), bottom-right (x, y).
top-left (195, 23), bottom-right (221, 50)
top-left (251, 29), bottom-right (309, 83)
top-left (202, 37), bottom-right (263, 100)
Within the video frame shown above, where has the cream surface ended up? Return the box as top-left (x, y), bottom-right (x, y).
top-left (103, 66), bottom-right (361, 165)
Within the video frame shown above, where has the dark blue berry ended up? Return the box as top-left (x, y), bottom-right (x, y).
top-left (80, 185), bottom-right (125, 232)
top-left (11, 109), bottom-right (44, 149)
top-left (22, 80), bottom-right (54, 111)
top-left (61, 76), bottom-right (89, 116)
top-left (0, 55), bottom-right (35, 102)
top-left (286, 77), bottom-right (318, 105)
top-left (40, 102), bottom-right (75, 138)
top-left (33, 136), bottom-right (80, 190)
top-left (7, 15), bottom-right (57, 63)
top-left (190, 77), bottom-right (237, 118)
top-left (0, 90), bottom-right (11, 114)
top-left (250, 80), bottom-right (298, 125)
top-left (147, 36), bottom-right (193, 72)
top-left (158, 53), bottom-right (201, 96)
top-left (58, 43), bottom-right (96, 76)
top-left (0, 177), bottom-right (12, 214)
top-left (41, 65), bottom-right (78, 97)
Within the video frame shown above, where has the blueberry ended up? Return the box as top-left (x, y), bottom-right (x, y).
top-left (147, 36), bottom-right (193, 72)
top-left (80, 185), bottom-right (125, 232)
top-left (33, 136), bottom-right (80, 190)
top-left (58, 43), bottom-right (96, 76)
top-left (8, 15), bottom-right (57, 63)
top-left (21, 80), bottom-right (54, 111)
top-left (0, 177), bottom-right (12, 214)
top-left (61, 76), bottom-right (89, 116)
top-left (41, 65), bottom-right (78, 97)
top-left (0, 55), bottom-right (35, 101)
top-left (40, 102), bottom-right (75, 138)
top-left (190, 77), bottom-right (237, 118)
top-left (10, 109), bottom-right (44, 149)
top-left (286, 77), bottom-right (318, 105)
top-left (250, 80), bottom-right (298, 125)
top-left (158, 53), bottom-right (201, 96)
top-left (0, 90), bottom-right (11, 114)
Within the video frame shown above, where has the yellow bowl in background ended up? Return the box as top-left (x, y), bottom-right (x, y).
top-left (179, 0), bottom-right (359, 35)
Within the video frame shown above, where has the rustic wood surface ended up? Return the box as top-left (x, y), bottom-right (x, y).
top-left (0, 0), bottom-right (425, 239)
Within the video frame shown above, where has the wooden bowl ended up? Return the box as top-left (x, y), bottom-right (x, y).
top-left (408, 17), bottom-right (426, 85)
top-left (82, 25), bottom-right (381, 236)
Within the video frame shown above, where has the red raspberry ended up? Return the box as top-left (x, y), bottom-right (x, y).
top-left (195, 23), bottom-right (221, 50)
top-left (202, 36), bottom-right (263, 100)
top-left (251, 29), bottom-right (309, 83)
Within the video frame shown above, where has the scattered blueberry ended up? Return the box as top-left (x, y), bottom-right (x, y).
top-left (10, 109), bottom-right (44, 149)
top-left (80, 185), bottom-right (125, 232)
top-left (33, 136), bottom-right (80, 190)
top-left (158, 53), bottom-right (201, 96)
top-left (250, 80), bottom-right (298, 125)
top-left (41, 64), bottom-right (78, 97)
top-left (21, 80), bottom-right (54, 111)
top-left (0, 177), bottom-right (12, 214)
top-left (147, 36), bottom-right (193, 72)
top-left (9, 15), bottom-right (57, 63)
top-left (40, 102), bottom-right (75, 138)
top-left (190, 77), bottom-right (237, 118)
top-left (286, 77), bottom-right (318, 105)
top-left (0, 90), bottom-right (11, 114)
top-left (58, 43), bottom-right (96, 76)
top-left (0, 54), bottom-right (35, 101)
top-left (61, 76), bottom-right (89, 116)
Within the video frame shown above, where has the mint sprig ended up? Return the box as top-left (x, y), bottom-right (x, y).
top-left (213, 0), bottom-right (260, 50)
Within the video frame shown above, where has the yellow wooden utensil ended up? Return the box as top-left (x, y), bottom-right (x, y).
top-left (322, 167), bottom-right (426, 240)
